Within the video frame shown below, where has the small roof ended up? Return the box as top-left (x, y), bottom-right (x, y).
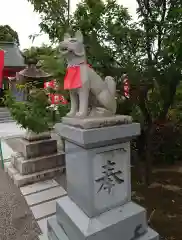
top-left (19, 64), bottom-right (52, 80)
top-left (0, 42), bottom-right (25, 68)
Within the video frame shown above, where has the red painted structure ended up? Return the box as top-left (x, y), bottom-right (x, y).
top-left (0, 50), bottom-right (4, 88)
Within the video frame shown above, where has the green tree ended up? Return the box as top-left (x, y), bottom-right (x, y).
top-left (22, 45), bottom-right (66, 86)
top-left (27, 0), bottom-right (182, 184)
top-left (0, 25), bottom-right (20, 45)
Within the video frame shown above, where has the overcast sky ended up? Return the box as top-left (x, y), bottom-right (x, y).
top-left (0, 0), bottom-right (137, 50)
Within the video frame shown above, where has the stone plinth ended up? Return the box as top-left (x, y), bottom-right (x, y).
top-left (5, 136), bottom-right (64, 187)
top-left (14, 138), bottom-right (57, 159)
top-left (48, 116), bottom-right (159, 240)
top-left (14, 152), bottom-right (64, 175)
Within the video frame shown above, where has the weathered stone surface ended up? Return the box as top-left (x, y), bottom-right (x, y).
top-left (14, 152), bottom-right (65, 175)
top-left (24, 130), bottom-right (51, 142)
top-left (31, 198), bottom-right (61, 220)
top-left (25, 186), bottom-right (66, 206)
top-left (48, 215), bottom-right (159, 240)
top-left (5, 163), bottom-right (64, 187)
top-left (62, 115), bottom-right (132, 129)
top-left (56, 196), bottom-right (148, 240)
top-left (65, 141), bottom-right (131, 217)
top-left (48, 216), bottom-right (69, 240)
top-left (50, 120), bottom-right (159, 240)
top-left (20, 179), bottom-right (59, 196)
top-left (39, 234), bottom-right (49, 240)
top-left (55, 122), bottom-right (140, 149)
top-left (13, 138), bottom-right (57, 159)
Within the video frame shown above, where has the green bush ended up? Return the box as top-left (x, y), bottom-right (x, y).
top-left (4, 86), bottom-right (56, 133)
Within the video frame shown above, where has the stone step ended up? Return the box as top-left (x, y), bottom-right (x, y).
top-left (0, 107), bottom-right (9, 112)
top-left (14, 152), bottom-right (65, 175)
top-left (39, 234), bottom-right (49, 240)
top-left (0, 118), bottom-right (14, 123)
top-left (31, 199), bottom-right (61, 220)
top-left (56, 197), bottom-right (147, 240)
top-left (5, 163), bottom-right (64, 187)
top-left (38, 217), bottom-right (51, 235)
top-left (25, 186), bottom-right (66, 206)
top-left (48, 215), bottom-right (159, 240)
top-left (48, 216), bottom-right (69, 240)
top-left (20, 179), bottom-right (59, 196)
top-left (0, 111), bottom-right (11, 117)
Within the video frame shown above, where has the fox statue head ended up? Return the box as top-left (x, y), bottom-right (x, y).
top-left (60, 31), bottom-right (85, 62)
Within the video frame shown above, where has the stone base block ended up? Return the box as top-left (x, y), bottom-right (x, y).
top-left (14, 138), bottom-right (57, 159)
top-left (55, 196), bottom-right (148, 240)
top-left (55, 122), bottom-right (140, 149)
top-left (47, 216), bottom-right (159, 240)
top-left (14, 152), bottom-right (65, 175)
top-left (5, 163), bottom-right (64, 187)
top-left (61, 115), bottom-right (133, 129)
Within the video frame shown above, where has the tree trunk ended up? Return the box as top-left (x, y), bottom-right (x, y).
top-left (144, 124), bottom-right (155, 186)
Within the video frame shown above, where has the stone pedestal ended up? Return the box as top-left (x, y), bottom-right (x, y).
top-left (5, 136), bottom-right (65, 187)
top-left (47, 116), bottom-right (159, 240)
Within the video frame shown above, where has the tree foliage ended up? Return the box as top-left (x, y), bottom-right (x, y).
top-left (27, 0), bottom-right (182, 183)
top-left (22, 45), bottom-right (66, 85)
top-left (0, 25), bottom-right (20, 45)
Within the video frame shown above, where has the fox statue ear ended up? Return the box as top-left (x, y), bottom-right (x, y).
top-left (64, 33), bottom-right (71, 41)
top-left (75, 31), bottom-right (83, 43)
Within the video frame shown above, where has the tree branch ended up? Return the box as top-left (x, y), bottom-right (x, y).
top-left (155, 0), bottom-right (167, 60)
top-left (136, 0), bottom-right (153, 64)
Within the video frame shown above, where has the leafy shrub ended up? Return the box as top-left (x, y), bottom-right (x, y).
top-left (4, 86), bottom-right (56, 133)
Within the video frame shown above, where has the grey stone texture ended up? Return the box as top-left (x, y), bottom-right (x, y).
top-left (62, 115), bottom-right (132, 129)
top-left (6, 163), bottom-right (63, 187)
top-left (25, 186), bottom-right (66, 206)
top-left (55, 122), bottom-right (140, 148)
top-left (65, 141), bottom-right (131, 217)
top-left (48, 119), bottom-right (159, 240)
top-left (14, 138), bottom-right (57, 159)
top-left (5, 136), bottom-right (65, 187)
top-left (20, 179), bottom-right (59, 196)
top-left (48, 215), bottom-right (159, 240)
top-left (56, 196), bottom-right (147, 240)
top-left (14, 152), bottom-right (64, 175)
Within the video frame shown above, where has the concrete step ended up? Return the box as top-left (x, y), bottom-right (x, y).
top-left (5, 162), bottom-right (64, 187)
top-left (0, 107), bottom-right (9, 112)
top-left (0, 108), bottom-right (13, 123)
top-left (20, 179), bottom-right (59, 196)
top-left (0, 112), bottom-right (11, 119)
top-left (48, 215), bottom-right (159, 240)
top-left (47, 216), bottom-right (69, 240)
top-left (39, 234), bottom-right (49, 240)
top-left (0, 118), bottom-right (14, 123)
top-left (25, 186), bottom-right (66, 206)
top-left (13, 152), bottom-right (65, 175)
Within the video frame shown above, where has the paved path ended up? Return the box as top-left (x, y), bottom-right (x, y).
top-left (0, 167), bottom-right (41, 240)
top-left (0, 122), bottom-right (25, 138)
top-left (0, 122), bottom-right (25, 165)
top-left (0, 122), bottom-right (66, 239)
top-left (20, 180), bottom-right (67, 239)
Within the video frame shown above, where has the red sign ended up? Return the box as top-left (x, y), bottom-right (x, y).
top-left (0, 50), bottom-right (5, 88)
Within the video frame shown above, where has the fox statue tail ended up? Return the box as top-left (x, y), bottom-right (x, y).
top-left (96, 76), bottom-right (117, 114)
top-left (105, 76), bottom-right (116, 97)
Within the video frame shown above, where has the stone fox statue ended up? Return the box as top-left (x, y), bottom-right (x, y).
top-left (60, 31), bottom-right (116, 118)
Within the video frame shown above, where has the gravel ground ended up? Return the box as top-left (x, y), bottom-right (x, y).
top-left (0, 168), bottom-right (41, 240)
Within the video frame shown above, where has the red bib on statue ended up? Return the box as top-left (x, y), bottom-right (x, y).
top-left (64, 66), bottom-right (82, 90)
top-left (64, 64), bottom-right (91, 90)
